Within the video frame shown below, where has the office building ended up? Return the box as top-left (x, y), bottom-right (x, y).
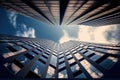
top-left (0, 34), bottom-right (120, 79)
top-left (0, 0), bottom-right (120, 26)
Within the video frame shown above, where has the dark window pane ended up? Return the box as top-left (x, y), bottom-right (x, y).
top-left (28, 51), bottom-right (37, 57)
top-left (15, 55), bottom-right (30, 66)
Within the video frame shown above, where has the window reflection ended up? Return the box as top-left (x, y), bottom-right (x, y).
top-left (16, 55), bottom-right (30, 66)
top-left (70, 64), bottom-right (80, 73)
top-left (31, 61), bottom-right (45, 77)
top-left (46, 66), bottom-right (55, 78)
top-left (58, 69), bottom-right (68, 78)
top-left (74, 53), bottom-right (83, 60)
top-left (68, 58), bottom-right (75, 64)
top-left (4, 62), bottom-right (21, 74)
top-left (80, 59), bottom-right (103, 78)
top-left (99, 56), bottom-right (118, 70)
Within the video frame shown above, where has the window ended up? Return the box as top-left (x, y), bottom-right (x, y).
top-left (31, 61), bottom-right (45, 77)
top-left (4, 62), bottom-right (21, 74)
top-left (66, 54), bottom-right (72, 59)
top-left (33, 49), bottom-right (42, 54)
top-left (75, 73), bottom-right (87, 78)
top-left (70, 64), bottom-right (80, 73)
top-left (53, 52), bottom-right (57, 56)
top-left (90, 55), bottom-right (101, 62)
top-left (15, 55), bottom-right (30, 66)
top-left (22, 44), bottom-right (32, 50)
top-left (59, 57), bottom-right (64, 63)
top-left (74, 53), bottom-right (83, 60)
top-left (39, 55), bottom-right (47, 63)
top-left (77, 47), bottom-right (82, 51)
top-left (80, 49), bottom-right (87, 54)
top-left (95, 48), bottom-right (107, 53)
top-left (72, 50), bottom-right (77, 54)
top-left (7, 46), bottom-right (17, 52)
top-left (43, 52), bottom-right (49, 58)
top-left (46, 66), bottom-right (55, 78)
top-left (58, 69), bottom-right (68, 78)
top-left (65, 51), bottom-right (70, 55)
top-left (99, 56), bottom-right (118, 70)
top-left (59, 54), bottom-right (64, 58)
top-left (80, 59), bottom-right (103, 78)
top-left (59, 62), bottom-right (66, 69)
top-left (28, 51), bottom-right (37, 57)
top-left (24, 53), bottom-right (34, 60)
top-left (68, 58), bottom-right (75, 64)
top-left (50, 55), bottom-right (57, 67)
top-left (84, 51), bottom-right (93, 56)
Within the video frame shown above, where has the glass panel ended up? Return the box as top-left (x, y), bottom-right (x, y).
top-left (75, 73), bottom-right (87, 78)
top-left (90, 55), bottom-right (101, 62)
top-left (99, 56), bottom-right (118, 70)
top-left (80, 49), bottom-right (87, 54)
top-left (59, 62), bottom-right (66, 69)
top-left (31, 61), bottom-right (45, 76)
top-left (50, 55), bottom-right (57, 67)
top-left (59, 57), bottom-right (64, 63)
top-left (70, 64), bottom-right (80, 73)
top-left (95, 48), bottom-right (107, 52)
top-left (66, 54), bottom-right (72, 59)
top-left (58, 69), bottom-right (68, 78)
top-left (16, 55), bottom-right (30, 66)
top-left (12, 45), bottom-right (23, 51)
top-left (65, 51), bottom-right (70, 55)
top-left (43, 52), bottom-right (49, 58)
top-left (22, 44), bottom-right (32, 50)
top-left (72, 50), bottom-right (77, 54)
top-left (29, 51), bottom-right (37, 57)
top-left (84, 51), bottom-right (92, 56)
top-left (68, 58), bottom-right (75, 64)
top-left (40, 55), bottom-right (47, 63)
top-left (59, 54), bottom-right (64, 58)
top-left (46, 66), bottom-right (55, 78)
top-left (80, 59), bottom-right (103, 78)
top-left (74, 53), bottom-right (83, 60)
top-left (4, 62), bottom-right (21, 74)
top-left (34, 49), bottom-right (42, 54)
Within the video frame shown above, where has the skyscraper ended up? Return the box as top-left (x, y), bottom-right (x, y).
top-left (0, 0), bottom-right (120, 26)
top-left (0, 0), bottom-right (120, 79)
top-left (0, 34), bottom-right (120, 79)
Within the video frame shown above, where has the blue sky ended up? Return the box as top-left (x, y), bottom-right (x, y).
top-left (0, 8), bottom-right (120, 44)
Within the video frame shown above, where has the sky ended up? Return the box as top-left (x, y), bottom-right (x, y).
top-left (0, 8), bottom-right (120, 44)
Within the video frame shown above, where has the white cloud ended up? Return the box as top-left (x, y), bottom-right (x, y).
top-left (59, 24), bottom-right (119, 44)
top-left (16, 24), bottom-right (36, 38)
top-left (8, 11), bottom-right (17, 28)
top-left (59, 30), bottom-right (77, 43)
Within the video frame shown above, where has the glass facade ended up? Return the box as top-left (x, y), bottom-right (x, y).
top-left (0, 35), bottom-right (120, 79)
